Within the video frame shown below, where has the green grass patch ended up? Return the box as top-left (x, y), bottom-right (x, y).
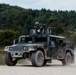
top-left (0, 51), bottom-right (5, 65)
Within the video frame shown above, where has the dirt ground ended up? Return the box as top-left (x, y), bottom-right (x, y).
top-left (0, 51), bottom-right (76, 75)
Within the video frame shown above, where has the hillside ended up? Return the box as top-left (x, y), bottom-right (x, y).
top-left (0, 3), bottom-right (76, 46)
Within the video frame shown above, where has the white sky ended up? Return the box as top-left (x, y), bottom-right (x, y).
top-left (0, 0), bottom-right (76, 10)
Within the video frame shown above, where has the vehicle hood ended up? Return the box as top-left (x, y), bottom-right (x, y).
top-left (8, 43), bottom-right (44, 51)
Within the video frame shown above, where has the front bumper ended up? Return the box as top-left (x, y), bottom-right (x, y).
top-left (9, 51), bottom-right (26, 58)
top-left (8, 48), bottom-right (35, 58)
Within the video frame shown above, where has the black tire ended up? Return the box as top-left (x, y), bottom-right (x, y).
top-left (62, 52), bottom-right (72, 65)
top-left (31, 50), bottom-right (44, 67)
top-left (5, 53), bottom-right (17, 66)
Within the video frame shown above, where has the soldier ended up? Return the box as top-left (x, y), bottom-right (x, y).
top-left (34, 22), bottom-right (44, 34)
top-left (32, 22), bottom-right (44, 42)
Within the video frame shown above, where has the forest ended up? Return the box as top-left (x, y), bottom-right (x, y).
top-left (0, 3), bottom-right (76, 46)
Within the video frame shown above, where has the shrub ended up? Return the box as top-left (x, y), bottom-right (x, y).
top-left (0, 30), bottom-right (19, 46)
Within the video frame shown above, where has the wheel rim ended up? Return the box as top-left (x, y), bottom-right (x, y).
top-left (36, 51), bottom-right (44, 66)
top-left (66, 53), bottom-right (72, 64)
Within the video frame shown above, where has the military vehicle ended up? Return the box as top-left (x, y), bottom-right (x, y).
top-left (4, 23), bottom-right (74, 67)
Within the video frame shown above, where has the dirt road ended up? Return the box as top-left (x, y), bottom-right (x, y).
top-left (0, 51), bottom-right (76, 75)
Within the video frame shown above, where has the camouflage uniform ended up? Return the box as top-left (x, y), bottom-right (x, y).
top-left (34, 22), bottom-right (44, 34)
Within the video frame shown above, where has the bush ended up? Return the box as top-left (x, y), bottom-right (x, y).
top-left (0, 30), bottom-right (19, 46)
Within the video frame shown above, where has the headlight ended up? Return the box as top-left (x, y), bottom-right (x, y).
top-left (9, 47), bottom-right (13, 51)
top-left (24, 46), bottom-right (29, 51)
top-left (24, 46), bottom-right (26, 50)
top-left (4, 46), bottom-right (9, 51)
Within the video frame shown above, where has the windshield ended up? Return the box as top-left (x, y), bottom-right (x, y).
top-left (19, 36), bottom-right (47, 43)
top-left (20, 37), bottom-right (32, 43)
top-left (34, 37), bottom-right (47, 43)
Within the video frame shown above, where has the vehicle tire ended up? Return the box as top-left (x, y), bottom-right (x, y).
top-left (5, 53), bottom-right (17, 66)
top-left (31, 50), bottom-right (44, 67)
top-left (62, 52), bottom-right (72, 65)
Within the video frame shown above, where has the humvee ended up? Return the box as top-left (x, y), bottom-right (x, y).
top-left (4, 26), bottom-right (74, 67)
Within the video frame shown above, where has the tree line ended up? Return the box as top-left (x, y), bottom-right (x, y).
top-left (0, 3), bottom-right (76, 46)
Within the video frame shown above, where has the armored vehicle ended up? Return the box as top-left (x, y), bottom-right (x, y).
top-left (4, 24), bottom-right (74, 67)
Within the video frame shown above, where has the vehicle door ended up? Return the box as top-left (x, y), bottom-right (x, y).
top-left (48, 37), bottom-right (58, 57)
top-left (57, 39), bottom-right (66, 58)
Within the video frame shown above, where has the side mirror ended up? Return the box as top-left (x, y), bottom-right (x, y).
top-left (13, 39), bottom-right (16, 45)
top-left (13, 39), bottom-right (18, 44)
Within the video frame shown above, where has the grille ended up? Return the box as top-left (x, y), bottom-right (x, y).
top-left (9, 47), bottom-right (22, 51)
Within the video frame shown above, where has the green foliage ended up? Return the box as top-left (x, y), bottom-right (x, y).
top-left (0, 4), bottom-right (76, 45)
top-left (0, 30), bottom-right (19, 46)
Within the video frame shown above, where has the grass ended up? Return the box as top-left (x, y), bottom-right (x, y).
top-left (0, 51), bottom-right (5, 65)
top-left (0, 48), bottom-right (5, 65)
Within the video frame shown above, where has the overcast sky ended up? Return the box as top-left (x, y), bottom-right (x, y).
top-left (0, 0), bottom-right (76, 10)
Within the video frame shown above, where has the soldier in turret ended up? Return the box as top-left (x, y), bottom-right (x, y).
top-left (34, 22), bottom-right (44, 34)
